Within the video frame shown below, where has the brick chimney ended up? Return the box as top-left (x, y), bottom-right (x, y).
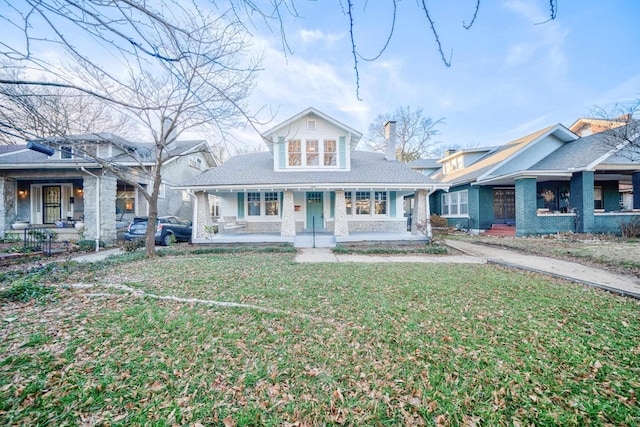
top-left (384, 120), bottom-right (397, 161)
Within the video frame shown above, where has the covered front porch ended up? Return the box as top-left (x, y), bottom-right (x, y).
top-left (190, 187), bottom-right (438, 244)
top-left (191, 230), bottom-right (430, 248)
top-left (514, 170), bottom-right (640, 236)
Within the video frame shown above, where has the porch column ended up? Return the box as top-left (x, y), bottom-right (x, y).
top-left (194, 191), bottom-right (213, 239)
top-left (633, 172), bottom-right (640, 210)
top-left (570, 171), bottom-right (594, 233)
top-left (412, 189), bottom-right (427, 235)
top-left (333, 190), bottom-right (349, 236)
top-left (0, 178), bottom-right (16, 238)
top-left (281, 191), bottom-right (296, 237)
top-left (83, 174), bottom-right (117, 245)
top-left (515, 177), bottom-right (537, 236)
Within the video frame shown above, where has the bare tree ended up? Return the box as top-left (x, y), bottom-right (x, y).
top-left (591, 101), bottom-right (640, 161)
top-left (0, 68), bottom-right (138, 144)
top-left (0, 1), bottom-right (558, 101)
top-left (2, 3), bottom-right (258, 256)
top-left (367, 106), bottom-right (444, 163)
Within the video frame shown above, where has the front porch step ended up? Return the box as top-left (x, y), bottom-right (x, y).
top-left (294, 234), bottom-right (336, 248)
top-left (483, 224), bottom-right (516, 236)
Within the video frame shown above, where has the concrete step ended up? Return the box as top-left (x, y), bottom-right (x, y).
top-left (294, 234), bottom-right (336, 248)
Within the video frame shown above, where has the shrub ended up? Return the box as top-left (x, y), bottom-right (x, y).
top-left (618, 217), bottom-right (640, 238)
top-left (122, 238), bottom-right (145, 252)
top-left (76, 239), bottom-right (105, 252)
top-left (430, 214), bottom-right (449, 228)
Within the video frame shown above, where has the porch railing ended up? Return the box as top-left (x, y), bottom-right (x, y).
top-left (21, 227), bottom-right (53, 256)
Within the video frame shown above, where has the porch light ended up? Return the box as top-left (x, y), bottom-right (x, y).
top-left (77, 187), bottom-right (83, 195)
top-left (18, 189), bottom-right (27, 197)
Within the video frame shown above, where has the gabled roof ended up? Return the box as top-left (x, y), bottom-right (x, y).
top-left (181, 150), bottom-right (445, 190)
top-left (0, 134), bottom-right (216, 168)
top-left (261, 107), bottom-right (363, 153)
top-left (529, 124), bottom-right (640, 172)
top-left (408, 158), bottom-right (441, 169)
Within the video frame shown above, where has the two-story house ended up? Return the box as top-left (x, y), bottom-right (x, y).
top-left (182, 108), bottom-right (447, 246)
top-left (0, 133), bottom-right (217, 244)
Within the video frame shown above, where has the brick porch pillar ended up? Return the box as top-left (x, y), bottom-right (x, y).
top-left (515, 177), bottom-right (537, 236)
top-left (570, 171), bottom-right (594, 233)
top-left (333, 190), bottom-right (349, 236)
top-left (281, 191), bottom-right (296, 237)
top-left (633, 172), bottom-right (640, 210)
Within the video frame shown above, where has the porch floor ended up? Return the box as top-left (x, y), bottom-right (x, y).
top-left (193, 231), bottom-right (429, 248)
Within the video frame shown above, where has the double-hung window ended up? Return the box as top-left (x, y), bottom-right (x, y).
top-left (345, 192), bottom-right (353, 215)
top-left (355, 192), bottom-right (371, 215)
top-left (324, 140), bottom-right (337, 166)
top-left (442, 190), bottom-right (468, 216)
top-left (374, 191), bottom-right (387, 215)
top-left (247, 192), bottom-right (261, 216)
top-left (306, 140), bottom-right (319, 166)
top-left (288, 140), bottom-right (302, 166)
top-left (265, 192), bottom-right (279, 216)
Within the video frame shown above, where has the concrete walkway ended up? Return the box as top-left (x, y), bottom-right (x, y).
top-left (295, 242), bottom-right (640, 299)
top-left (295, 248), bottom-right (485, 264)
top-left (445, 239), bottom-right (640, 299)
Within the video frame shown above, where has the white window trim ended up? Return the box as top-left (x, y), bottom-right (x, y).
top-left (246, 192), bottom-right (280, 217)
top-left (287, 139), bottom-right (340, 169)
top-left (442, 190), bottom-right (469, 218)
top-left (344, 191), bottom-right (389, 217)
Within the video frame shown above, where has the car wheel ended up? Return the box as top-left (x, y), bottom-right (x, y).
top-left (162, 233), bottom-right (173, 246)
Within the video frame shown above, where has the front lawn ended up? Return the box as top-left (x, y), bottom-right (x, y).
top-left (1, 252), bottom-right (639, 426)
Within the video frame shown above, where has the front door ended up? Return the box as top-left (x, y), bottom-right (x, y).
top-left (43, 185), bottom-right (62, 224)
top-left (306, 192), bottom-right (324, 230)
top-left (493, 188), bottom-right (515, 224)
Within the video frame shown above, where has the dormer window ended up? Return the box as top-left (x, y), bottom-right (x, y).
top-left (288, 140), bottom-right (302, 166)
top-left (60, 146), bottom-right (73, 159)
top-left (286, 138), bottom-right (339, 168)
top-left (306, 140), bottom-right (319, 166)
top-left (307, 119), bottom-right (316, 130)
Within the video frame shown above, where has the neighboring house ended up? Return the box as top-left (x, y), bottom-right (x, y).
top-left (181, 108), bottom-right (447, 245)
top-left (429, 121), bottom-right (640, 236)
top-left (407, 158), bottom-right (441, 177)
top-left (0, 133), bottom-right (217, 244)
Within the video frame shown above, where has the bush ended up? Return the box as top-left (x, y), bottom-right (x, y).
top-left (76, 239), bottom-right (105, 252)
top-left (618, 217), bottom-right (640, 238)
top-left (122, 238), bottom-right (145, 252)
top-left (430, 214), bottom-right (449, 228)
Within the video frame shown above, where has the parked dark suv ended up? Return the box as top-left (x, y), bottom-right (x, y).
top-left (124, 216), bottom-right (192, 246)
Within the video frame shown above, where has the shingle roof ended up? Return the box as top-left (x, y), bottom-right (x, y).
top-left (183, 150), bottom-right (442, 188)
top-left (408, 159), bottom-right (441, 168)
top-left (529, 126), bottom-right (640, 171)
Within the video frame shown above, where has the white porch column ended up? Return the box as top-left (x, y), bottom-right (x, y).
top-left (412, 189), bottom-right (428, 236)
top-left (333, 190), bottom-right (349, 236)
top-left (194, 191), bottom-right (213, 239)
top-left (281, 191), bottom-right (296, 237)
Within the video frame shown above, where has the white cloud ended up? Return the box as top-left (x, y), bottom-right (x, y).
top-left (298, 29), bottom-right (344, 45)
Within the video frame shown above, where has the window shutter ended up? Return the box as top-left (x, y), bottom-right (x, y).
top-left (278, 136), bottom-right (286, 169)
top-left (338, 136), bottom-right (346, 168)
top-left (237, 192), bottom-right (245, 219)
top-left (330, 192), bottom-right (335, 218)
top-left (389, 191), bottom-right (396, 217)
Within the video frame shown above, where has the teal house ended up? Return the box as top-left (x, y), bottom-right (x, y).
top-left (429, 119), bottom-right (640, 236)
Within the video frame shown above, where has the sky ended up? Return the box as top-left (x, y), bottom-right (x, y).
top-left (240, 0), bottom-right (640, 154)
top-left (1, 0), bottom-right (639, 156)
